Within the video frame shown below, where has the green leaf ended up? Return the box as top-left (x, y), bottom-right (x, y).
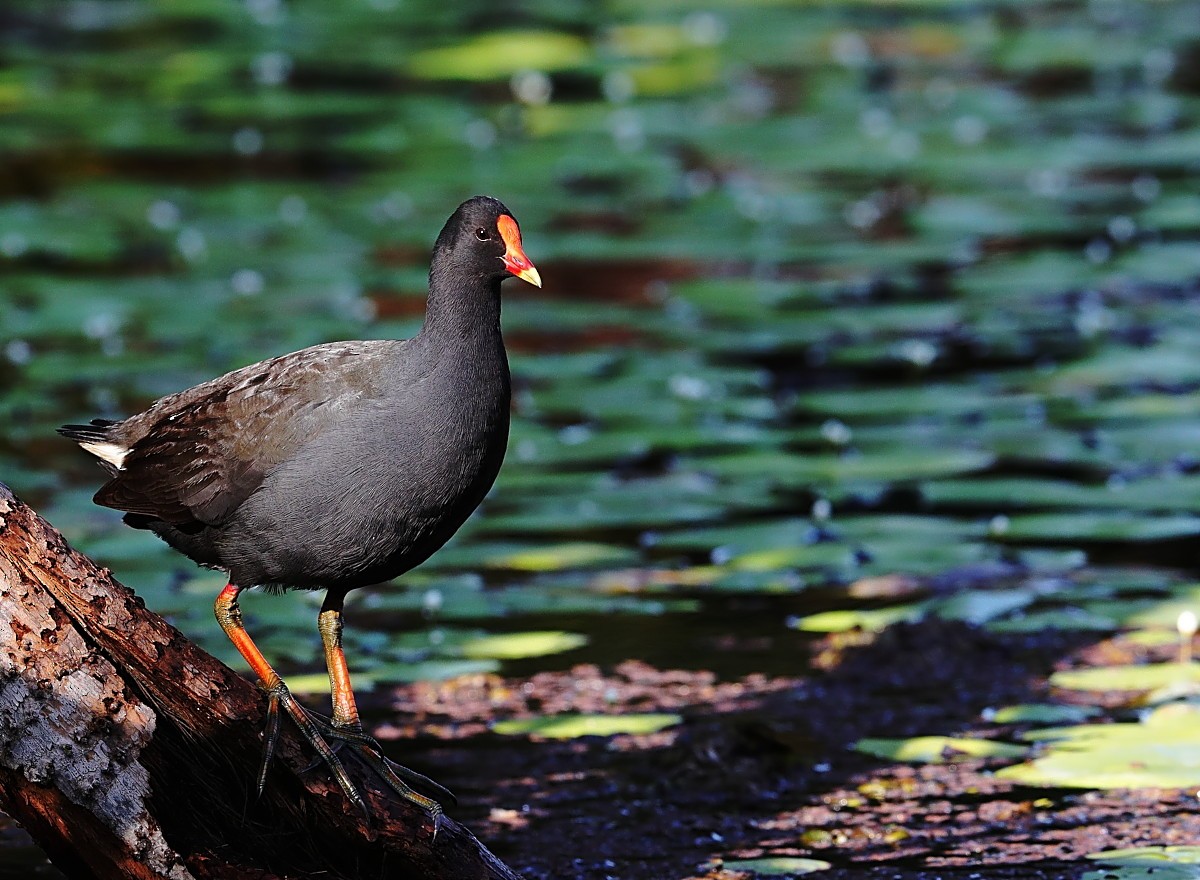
top-left (986, 608), bottom-right (1120, 634)
top-left (493, 542), bottom-right (639, 572)
top-left (286, 672), bottom-right (356, 695)
top-left (996, 513), bottom-right (1200, 544)
top-left (1050, 662), bottom-right (1200, 693)
top-left (933, 589), bottom-right (1035, 625)
top-left (284, 659), bottom-right (501, 691)
top-left (459, 631), bottom-right (587, 660)
top-left (369, 659), bottom-right (500, 684)
top-left (407, 31), bottom-right (590, 80)
top-left (693, 448), bottom-right (995, 487)
top-left (721, 857), bottom-right (832, 876)
top-left (999, 705), bottom-right (1200, 789)
top-left (431, 540), bottom-right (638, 572)
top-left (855, 736), bottom-right (1026, 763)
top-left (1089, 846), bottom-right (1200, 865)
top-left (492, 713), bottom-right (681, 739)
top-left (989, 704), bottom-right (1100, 725)
top-left (791, 604), bottom-right (926, 633)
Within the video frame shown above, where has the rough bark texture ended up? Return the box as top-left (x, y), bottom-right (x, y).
top-left (0, 482), bottom-right (523, 880)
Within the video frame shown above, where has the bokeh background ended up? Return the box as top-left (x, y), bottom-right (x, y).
top-left (3, 0), bottom-right (1200, 874)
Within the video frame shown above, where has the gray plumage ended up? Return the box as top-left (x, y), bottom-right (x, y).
top-left (60, 195), bottom-right (529, 593)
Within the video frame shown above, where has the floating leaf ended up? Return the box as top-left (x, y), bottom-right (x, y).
top-left (369, 659), bottom-right (500, 684)
top-left (1000, 705), bottom-right (1200, 789)
top-left (1050, 662), bottom-right (1200, 693)
top-left (1089, 846), bottom-right (1200, 865)
top-left (459, 631), bottom-right (587, 660)
top-left (996, 513), bottom-right (1200, 544)
top-left (721, 856), bottom-right (832, 876)
top-left (791, 603), bottom-right (927, 633)
top-left (855, 736), bottom-right (1026, 763)
top-left (1082, 862), bottom-right (1199, 879)
top-left (493, 542), bottom-right (639, 572)
top-left (694, 447), bottom-right (995, 487)
top-left (932, 589), bottom-right (1035, 625)
top-left (408, 31), bottom-right (591, 80)
top-left (282, 658), bottom-right (501, 690)
top-left (987, 608), bottom-right (1120, 634)
top-left (989, 704), bottom-right (1099, 725)
top-left (286, 672), bottom-right (357, 695)
top-left (492, 713), bottom-right (681, 739)
top-left (1123, 630), bottom-right (1181, 648)
top-left (432, 540), bottom-right (638, 572)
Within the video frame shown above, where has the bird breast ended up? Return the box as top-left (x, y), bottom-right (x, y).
top-left (217, 344), bottom-right (510, 589)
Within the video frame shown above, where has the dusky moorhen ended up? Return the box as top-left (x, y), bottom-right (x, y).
top-left (59, 195), bottom-right (541, 824)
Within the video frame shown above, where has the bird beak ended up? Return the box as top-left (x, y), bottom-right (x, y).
top-left (497, 214), bottom-right (542, 288)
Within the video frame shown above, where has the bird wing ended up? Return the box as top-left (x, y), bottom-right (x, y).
top-left (92, 339), bottom-right (405, 527)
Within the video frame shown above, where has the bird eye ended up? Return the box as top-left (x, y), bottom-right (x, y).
top-left (474, 227), bottom-right (490, 241)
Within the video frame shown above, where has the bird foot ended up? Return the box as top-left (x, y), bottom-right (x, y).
top-left (260, 680), bottom-right (371, 819)
top-left (258, 681), bottom-right (452, 833)
top-left (303, 714), bottom-right (456, 833)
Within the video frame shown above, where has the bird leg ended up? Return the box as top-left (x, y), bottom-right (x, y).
top-left (214, 582), bottom-right (369, 818)
top-left (317, 591), bottom-right (455, 820)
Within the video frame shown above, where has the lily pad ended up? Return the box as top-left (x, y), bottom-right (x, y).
top-left (459, 631), bottom-right (587, 660)
top-left (285, 672), bottom-right (368, 695)
top-left (986, 608), bottom-right (1121, 634)
top-left (855, 736), bottom-right (1027, 763)
top-left (721, 856), bottom-right (832, 876)
top-left (407, 31), bottom-right (591, 80)
top-left (791, 604), bottom-right (926, 634)
top-left (431, 540), bottom-right (639, 572)
top-left (932, 588), bottom-right (1036, 625)
top-left (693, 447), bottom-right (995, 487)
top-left (492, 713), bottom-right (681, 739)
top-left (995, 513), bottom-right (1200, 544)
top-left (988, 704), bottom-right (1100, 725)
top-left (999, 705), bottom-right (1200, 789)
top-left (368, 659), bottom-right (500, 684)
top-left (1050, 662), bottom-right (1200, 693)
top-left (281, 657), bottom-right (503, 691)
top-left (1090, 846), bottom-right (1200, 864)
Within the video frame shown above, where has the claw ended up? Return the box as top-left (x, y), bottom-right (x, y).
top-left (259, 681), bottom-right (370, 820)
top-left (377, 753), bottom-right (458, 809)
top-left (255, 683), bottom-right (450, 826)
top-left (218, 583), bottom-right (451, 831)
top-left (306, 713), bottom-right (454, 814)
top-left (257, 689), bottom-right (282, 797)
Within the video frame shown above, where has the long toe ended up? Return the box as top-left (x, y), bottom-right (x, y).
top-left (350, 743), bottom-right (455, 816)
top-left (262, 692), bottom-right (451, 824)
top-left (300, 714), bottom-right (456, 814)
top-left (264, 682), bottom-right (369, 818)
top-left (375, 754), bottom-right (457, 810)
top-left (256, 690), bottom-right (283, 797)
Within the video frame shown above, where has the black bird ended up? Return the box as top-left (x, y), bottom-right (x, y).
top-left (60, 195), bottom-right (541, 822)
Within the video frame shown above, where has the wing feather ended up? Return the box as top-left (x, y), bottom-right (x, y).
top-left (87, 339), bottom-right (402, 528)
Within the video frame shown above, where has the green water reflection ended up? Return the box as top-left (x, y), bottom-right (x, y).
top-left (2, 0), bottom-right (1199, 686)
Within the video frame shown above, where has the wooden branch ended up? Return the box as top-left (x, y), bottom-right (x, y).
top-left (0, 482), bottom-right (523, 880)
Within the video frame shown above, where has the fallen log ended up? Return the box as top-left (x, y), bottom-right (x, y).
top-left (0, 482), bottom-right (523, 880)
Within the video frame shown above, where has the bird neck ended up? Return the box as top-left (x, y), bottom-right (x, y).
top-left (420, 270), bottom-right (503, 343)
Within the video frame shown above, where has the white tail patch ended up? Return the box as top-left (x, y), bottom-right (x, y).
top-left (80, 441), bottom-right (129, 470)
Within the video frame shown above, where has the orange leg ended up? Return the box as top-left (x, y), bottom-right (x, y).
top-left (317, 593), bottom-right (361, 730)
top-left (214, 583), bottom-right (367, 817)
top-left (317, 591), bottom-right (451, 820)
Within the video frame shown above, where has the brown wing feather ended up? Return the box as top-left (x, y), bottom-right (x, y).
top-left (93, 340), bottom-right (401, 527)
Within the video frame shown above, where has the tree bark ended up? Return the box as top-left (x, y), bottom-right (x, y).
top-left (0, 482), bottom-right (524, 880)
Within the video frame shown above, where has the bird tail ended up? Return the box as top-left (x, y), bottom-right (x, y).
top-left (58, 418), bottom-right (128, 472)
top-left (57, 418), bottom-right (118, 444)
